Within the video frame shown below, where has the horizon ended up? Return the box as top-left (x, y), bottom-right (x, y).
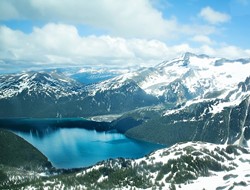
top-left (0, 0), bottom-right (250, 73)
top-left (1, 51), bottom-right (249, 75)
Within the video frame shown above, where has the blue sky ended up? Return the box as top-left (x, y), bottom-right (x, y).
top-left (0, 0), bottom-right (249, 72)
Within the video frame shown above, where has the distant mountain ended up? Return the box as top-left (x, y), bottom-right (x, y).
top-left (40, 66), bottom-right (131, 84)
top-left (0, 71), bottom-right (83, 99)
top-left (2, 141), bottom-right (250, 189)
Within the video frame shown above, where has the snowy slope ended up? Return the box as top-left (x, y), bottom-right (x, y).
top-left (78, 141), bottom-right (250, 190)
top-left (6, 141), bottom-right (249, 190)
top-left (86, 72), bottom-right (136, 96)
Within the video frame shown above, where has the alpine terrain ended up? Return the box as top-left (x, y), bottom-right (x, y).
top-left (1, 53), bottom-right (250, 189)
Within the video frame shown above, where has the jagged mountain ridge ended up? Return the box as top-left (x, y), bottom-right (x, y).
top-left (77, 52), bottom-right (250, 109)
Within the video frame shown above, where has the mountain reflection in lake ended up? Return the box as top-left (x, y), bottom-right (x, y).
top-left (14, 127), bottom-right (164, 169)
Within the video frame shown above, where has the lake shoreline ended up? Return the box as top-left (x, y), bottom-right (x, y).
top-left (0, 118), bottom-right (164, 169)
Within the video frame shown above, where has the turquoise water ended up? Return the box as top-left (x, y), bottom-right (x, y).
top-left (15, 127), bottom-right (164, 169)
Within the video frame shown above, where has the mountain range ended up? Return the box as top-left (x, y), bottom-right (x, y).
top-left (0, 53), bottom-right (250, 146)
top-left (1, 52), bottom-right (250, 189)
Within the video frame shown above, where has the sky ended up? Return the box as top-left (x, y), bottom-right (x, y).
top-left (0, 0), bottom-right (250, 73)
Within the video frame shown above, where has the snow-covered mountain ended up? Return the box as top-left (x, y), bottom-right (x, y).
top-left (2, 53), bottom-right (249, 109)
top-left (85, 52), bottom-right (250, 110)
top-left (0, 71), bottom-right (87, 117)
top-left (99, 52), bottom-right (250, 106)
top-left (108, 53), bottom-right (250, 146)
top-left (136, 53), bottom-right (250, 99)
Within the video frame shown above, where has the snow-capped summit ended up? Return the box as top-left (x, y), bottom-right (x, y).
top-left (135, 53), bottom-right (250, 100)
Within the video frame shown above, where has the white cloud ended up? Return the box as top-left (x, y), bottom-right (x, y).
top-left (0, 0), bottom-right (220, 40)
top-left (191, 35), bottom-right (213, 44)
top-left (215, 45), bottom-right (250, 58)
top-left (0, 24), bottom-right (170, 67)
top-left (1, 23), bottom-right (249, 73)
top-left (199, 45), bottom-right (216, 56)
top-left (199, 6), bottom-right (230, 24)
top-left (0, 0), bottom-right (178, 39)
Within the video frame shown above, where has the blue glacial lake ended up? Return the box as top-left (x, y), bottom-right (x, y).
top-left (10, 121), bottom-right (164, 169)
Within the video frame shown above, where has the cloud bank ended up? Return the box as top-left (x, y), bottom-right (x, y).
top-left (0, 0), bottom-right (177, 39)
top-left (1, 23), bottom-right (250, 71)
top-left (0, 0), bottom-right (221, 40)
